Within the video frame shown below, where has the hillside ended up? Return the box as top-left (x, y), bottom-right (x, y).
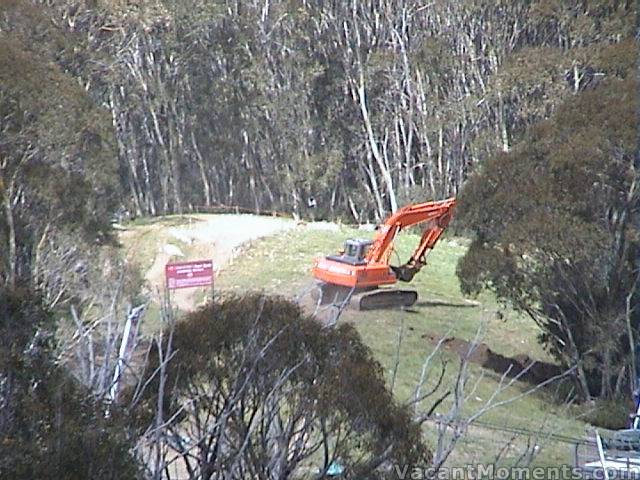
top-left (119, 214), bottom-right (294, 310)
top-left (120, 213), bottom-right (591, 466)
top-left (1, 0), bottom-right (636, 477)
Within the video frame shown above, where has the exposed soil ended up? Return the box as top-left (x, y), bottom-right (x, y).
top-left (422, 332), bottom-right (562, 384)
top-left (123, 214), bottom-right (295, 311)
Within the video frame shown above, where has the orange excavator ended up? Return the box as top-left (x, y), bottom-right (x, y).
top-left (311, 197), bottom-right (456, 310)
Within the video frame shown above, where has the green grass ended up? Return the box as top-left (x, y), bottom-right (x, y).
top-left (119, 217), bottom-right (589, 467)
top-left (119, 215), bottom-right (197, 274)
top-left (218, 226), bottom-right (545, 359)
top-left (216, 225), bottom-right (588, 467)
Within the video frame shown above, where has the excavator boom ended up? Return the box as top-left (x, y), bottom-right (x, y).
top-left (366, 197), bottom-right (456, 265)
top-left (311, 197), bottom-right (456, 310)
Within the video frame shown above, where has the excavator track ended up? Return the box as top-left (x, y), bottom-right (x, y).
top-left (351, 288), bottom-right (417, 311)
top-left (312, 282), bottom-right (417, 311)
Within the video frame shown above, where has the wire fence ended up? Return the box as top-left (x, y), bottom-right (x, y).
top-left (188, 204), bottom-right (292, 218)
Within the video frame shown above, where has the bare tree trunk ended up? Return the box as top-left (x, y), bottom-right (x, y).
top-left (362, 149), bottom-right (386, 221)
top-left (3, 181), bottom-right (17, 287)
top-left (191, 131), bottom-right (211, 207)
top-left (357, 75), bottom-right (398, 213)
top-left (498, 91), bottom-right (510, 153)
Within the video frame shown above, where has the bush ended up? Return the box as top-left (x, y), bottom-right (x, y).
top-left (0, 287), bottom-right (141, 480)
top-left (583, 399), bottom-right (631, 431)
top-left (133, 293), bottom-right (431, 479)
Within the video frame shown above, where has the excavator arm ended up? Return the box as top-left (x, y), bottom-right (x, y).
top-left (365, 197), bottom-right (456, 281)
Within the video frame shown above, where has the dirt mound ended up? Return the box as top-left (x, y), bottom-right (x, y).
top-left (422, 332), bottom-right (561, 384)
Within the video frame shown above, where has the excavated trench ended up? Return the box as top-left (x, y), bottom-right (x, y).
top-left (422, 332), bottom-right (562, 385)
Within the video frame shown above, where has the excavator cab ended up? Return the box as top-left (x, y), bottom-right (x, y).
top-left (328, 239), bottom-right (372, 266)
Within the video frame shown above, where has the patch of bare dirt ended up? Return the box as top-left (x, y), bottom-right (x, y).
top-left (422, 332), bottom-right (562, 384)
top-left (137, 214), bottom-right (295, 310)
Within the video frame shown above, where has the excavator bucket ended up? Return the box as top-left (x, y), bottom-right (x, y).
top-left (314, 281), bottom-right (355, 306)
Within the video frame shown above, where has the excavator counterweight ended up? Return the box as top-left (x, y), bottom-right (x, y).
top-left (311, 198), bottom-right (456, 310)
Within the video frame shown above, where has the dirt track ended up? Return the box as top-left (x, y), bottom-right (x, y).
top-left (123, 214), bottom-right (295, 310)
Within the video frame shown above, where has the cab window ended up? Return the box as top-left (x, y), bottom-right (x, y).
top-left (346, 243), bottom-right (358, 257)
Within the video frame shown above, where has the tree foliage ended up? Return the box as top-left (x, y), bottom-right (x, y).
top-left (456, 71), bottom-right (639, 400)
top-left (0, 287), bottom-right (141, 479)
top-left (0, 0), bottom-right (635, 296)
top-left (2, 0), bottom-right (632, 223)
top-left (0, 1), bottom-right (119, 289)
top-left (133, 294), bottom-right (430, 478)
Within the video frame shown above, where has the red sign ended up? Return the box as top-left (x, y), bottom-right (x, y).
top-left (165, 260), bottom-right (214, 290)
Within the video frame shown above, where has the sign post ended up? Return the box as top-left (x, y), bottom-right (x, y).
top-left (165, 259), bottom-right (214, 290)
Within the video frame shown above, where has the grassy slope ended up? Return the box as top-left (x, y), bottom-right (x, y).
top-left (216, 225), bottom-right (588, 466)
top-left (119, 216), bottom-right (589, 466)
